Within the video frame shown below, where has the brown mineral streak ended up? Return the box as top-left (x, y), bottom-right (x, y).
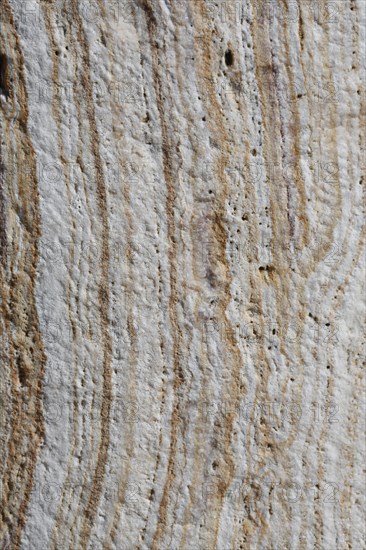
top-left (137, 2), bottom-right (186, 547)
top-left (94, 2), bottom-right (139, 546)
top-left (0, 2), bottom-right (46, 548)
top-left (135, 4), bottom-right (198, 544)
top-left (66, 1), bottom-right (113, 545)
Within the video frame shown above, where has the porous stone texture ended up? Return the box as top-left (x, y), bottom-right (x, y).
top-left (0, 1), bottom-right (365, 549)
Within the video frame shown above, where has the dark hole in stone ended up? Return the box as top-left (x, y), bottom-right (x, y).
top-left (225, 49), bottom-right (234, 66)
top-left (16, 355), bottom-right (27, 386)
top-left (0, 53), bottom-right (9, 96)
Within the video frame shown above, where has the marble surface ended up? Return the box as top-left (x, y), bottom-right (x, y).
top-left (0, 1), bottom-right (365, 548)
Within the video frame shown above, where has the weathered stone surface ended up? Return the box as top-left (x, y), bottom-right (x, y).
top-left (0, 1), bottom-right (365, 548)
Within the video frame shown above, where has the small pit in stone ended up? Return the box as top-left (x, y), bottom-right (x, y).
top-left (225, 49), bottom-right (234, 66)
top-left (0, 53), bottom-right (9, 97)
